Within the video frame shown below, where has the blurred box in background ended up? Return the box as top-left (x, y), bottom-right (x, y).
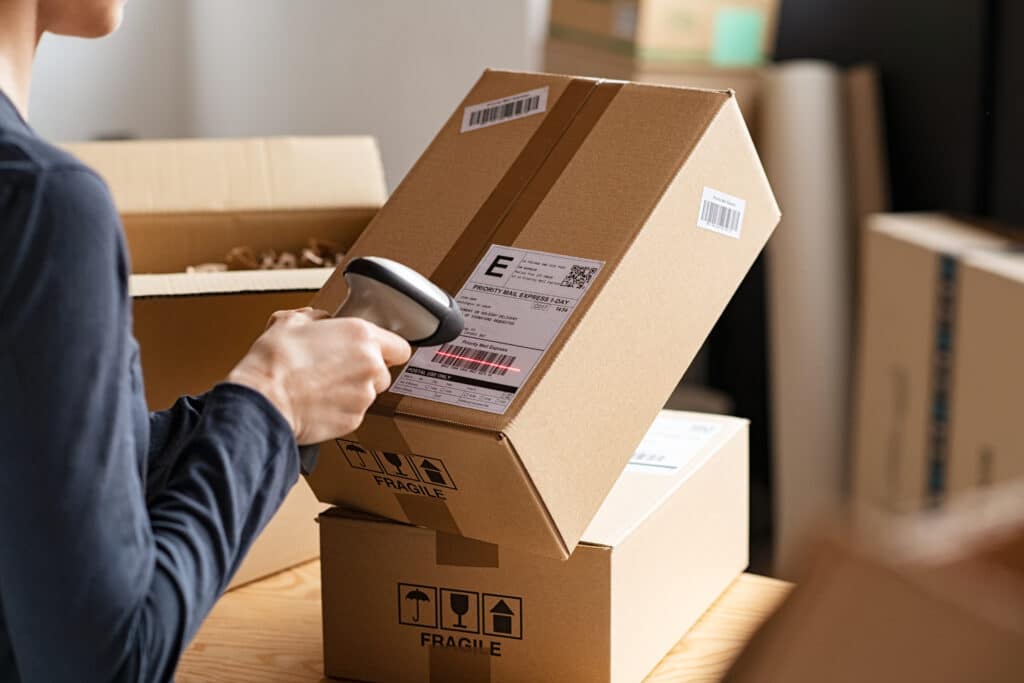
top-left (724, 484), bottom-right (1024, 683)
top-left (548, 0), bottom-right (778, 66)
top-left (67, 136), bottom-right (387, 588)
top-left (851, 213), bottom-right (1021, 516)
top-left (948, 250), bottom-right (1024, 498)
top-left (544, 36), bottom-right (762, 131)
top-left (320, 411), bottom-right (749, 683)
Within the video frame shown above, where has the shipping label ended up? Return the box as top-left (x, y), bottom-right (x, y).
top-left (390, 245), bottom-right (604, 414)
top-left (626, 418), bottom-right (722, 476)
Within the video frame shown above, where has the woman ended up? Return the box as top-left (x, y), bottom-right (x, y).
top-left (0, 2), bottom-right (411, 681)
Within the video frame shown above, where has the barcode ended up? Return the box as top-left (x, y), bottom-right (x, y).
top-left (700, 200), bottom-right (742, 234)
top-left (469, 96), bottom-right (541, 128)
top-left (431, 344), bottom-right (518, 377)
top-left (560, 264), bottom-right (599, 289)
top-left (461, 87), bottom-right (549, 133)
top-left (696, 187), bottom-right (746, 239)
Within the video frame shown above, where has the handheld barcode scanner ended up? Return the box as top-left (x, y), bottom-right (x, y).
top-left (334, 256), bottom-right (464, 347)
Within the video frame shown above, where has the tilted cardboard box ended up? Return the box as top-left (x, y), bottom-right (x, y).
top-left (306, 70), bottom-right (779, 559)
top-left (947, 250), bottom-right (1024, 497)
top-left (66, 137), bottom-right (386, 588)
top-left (851, 213), bottom-right (1012, 514)
top-left (320, 411), bottom-right (749, 683)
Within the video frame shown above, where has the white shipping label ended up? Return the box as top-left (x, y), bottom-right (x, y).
top-left (390, 245), bottom-right (604, 414)
top-left (626, 418), bottom-right (723, 476)
top-left (696, 187), bottom-right (746, 239)
top-left (461, 87), bottom-right (549, 133)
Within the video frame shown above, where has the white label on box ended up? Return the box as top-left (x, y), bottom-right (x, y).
top-left (696, 187), bottom-right (746, 239)
top-left (389, 245), bottom-right (604, 414)
top-left (461, 87), bottom-right (549, 133)
top-left (626, 418), bottom-right (722, 476)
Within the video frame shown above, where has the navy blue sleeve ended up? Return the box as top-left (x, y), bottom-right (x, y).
top-left (146, 394), bottom-right (207, 502)
top-left (0, 166), bottom-right (300, 683)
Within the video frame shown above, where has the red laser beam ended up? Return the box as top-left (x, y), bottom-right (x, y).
top-left (433, 350), bottom-right (522, 373)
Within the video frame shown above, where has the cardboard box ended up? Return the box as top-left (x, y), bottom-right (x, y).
top-left (548, 0), bottom-right (779, 66)
top-left (306, 70), bottom-right (779, 559)
top-left (851, 214), bottom-right (1010, 514)
top-left (544, 36), bottom-right (763, 131)
top-left (947, 250), bottom-right (1024, 497)
top-left (66, 137), bottom-right (387, 588)
top-left (725, 485), bottom-right (1024, 682)
top-left (320, 411), bottom-right (749, 683)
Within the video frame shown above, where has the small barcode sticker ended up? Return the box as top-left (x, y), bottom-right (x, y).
top-left (461, 87), bottom-right (549, 133)
top-left (431, 344), bottom-right (518, 377)
top-left (696, 187), bottom-right (746, 239)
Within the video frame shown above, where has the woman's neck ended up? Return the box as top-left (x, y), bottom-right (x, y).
top-left (0, 2), bottom-right (40, 119)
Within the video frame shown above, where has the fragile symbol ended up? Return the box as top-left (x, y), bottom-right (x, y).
top-left (398, 583), bottom-right (437, 628)
top-left (380, 452), bottom-right (420, 481)
top-left (482, 594), bottom-right (523, 639)
top-left (337, 439), bottom-right (382, 473)
top-left (412, 455), bottom-right (456, 490)
top-left (439, 588), bottom-right (480, 634)
top-left (405, 589), bottom-right (431, 622)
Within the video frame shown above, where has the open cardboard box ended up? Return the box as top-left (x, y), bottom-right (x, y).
top-left (66, 136), bottom-right (386, 588)
top-left (306, 69), bottom-right (779, 559)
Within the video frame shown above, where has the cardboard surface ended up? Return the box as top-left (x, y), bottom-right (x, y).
top-left (64, 137), bottom-right (385, 273)
top-left (320, 411), bottom-right (749, 683)
top-left (851, 214), bottom-right (1011, 514)
top-left (306, 70), bottom-right (779, 559)
top-left (947, 250), bottom-right (1024, 496)
top-left (72, 136), bottom-right (386, 589)
top-left (548, 0), bottom-right (778, 64)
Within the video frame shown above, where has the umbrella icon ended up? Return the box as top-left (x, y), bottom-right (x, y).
top-left (405, 589), bottom-right (431, 622)
top-left (345, 444), bottom-right (369, 467)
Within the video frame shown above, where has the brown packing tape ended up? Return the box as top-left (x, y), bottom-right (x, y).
top-left (429, 644), bottom-right (492, 682)
top-left (396, 494), bottom-right (461, 535)
top-left (358, 77), bottom-right (624, 560)
top-left (435, 531), bottom-right (500, 568)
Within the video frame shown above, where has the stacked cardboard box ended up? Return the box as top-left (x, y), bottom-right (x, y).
top-left (321, 411), bottom-right (749, 682)
top-left (307, 70), bottom-right (779, 680)
top-left (852, 213), bottom-right (1023, 515)
top-left (66, 136), bottom-right (387, 588)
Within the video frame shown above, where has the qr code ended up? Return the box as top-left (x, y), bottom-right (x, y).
top-left (560, 265), bottom-right (598, 289)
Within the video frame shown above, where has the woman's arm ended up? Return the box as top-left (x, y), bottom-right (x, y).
top-left (0, 167), bottom-right (300, 683)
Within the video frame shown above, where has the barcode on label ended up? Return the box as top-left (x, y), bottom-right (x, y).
top-left (696, 187), bottom-right (746, 239)
top-left (432, 344), bottom-right (518, 377)
top-left (461, 87), bottom-right (549, 133)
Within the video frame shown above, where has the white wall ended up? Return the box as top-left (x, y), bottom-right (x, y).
top-left (29, 1), bottom-right (191, 141)
top-left (186, 0), bottom-right (549, 189)
top-left (28, 0), bottom-right (551, 189)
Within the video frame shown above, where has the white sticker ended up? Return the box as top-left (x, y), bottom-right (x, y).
top-left (626, 418), bottom-right (722, 476)
top-left (461, 87), bottom-right (549, 133)
top-left (390, 245), bottom-right (604, 414)
top-left (696, 187), bottom-right (746, 239)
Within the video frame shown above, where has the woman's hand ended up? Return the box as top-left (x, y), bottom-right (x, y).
top-left (227, 308), bottom-right (412, 445)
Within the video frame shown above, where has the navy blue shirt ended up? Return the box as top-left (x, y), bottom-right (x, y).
top-left (0, 91), bottom-right (301, 682)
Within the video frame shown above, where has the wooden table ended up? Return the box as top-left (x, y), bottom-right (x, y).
top-left (177, 562), bottom-right (790, 682)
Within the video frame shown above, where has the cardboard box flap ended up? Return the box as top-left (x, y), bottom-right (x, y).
top-left (130, 268), bottom-right (333, 299)
top-left (581, 413), bottom-right (747, 546)
top-left (64, 136), bottom-right (386, 215)
top-left (963, 248), bottom-right (1024, 284)
top-left (64, 137), bottom-right (386, 274)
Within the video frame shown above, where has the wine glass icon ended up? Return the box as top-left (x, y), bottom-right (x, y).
top-left (383, 452), bottom-right (407, 476)
top-left (449, 593), bottom-right (470, 629)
